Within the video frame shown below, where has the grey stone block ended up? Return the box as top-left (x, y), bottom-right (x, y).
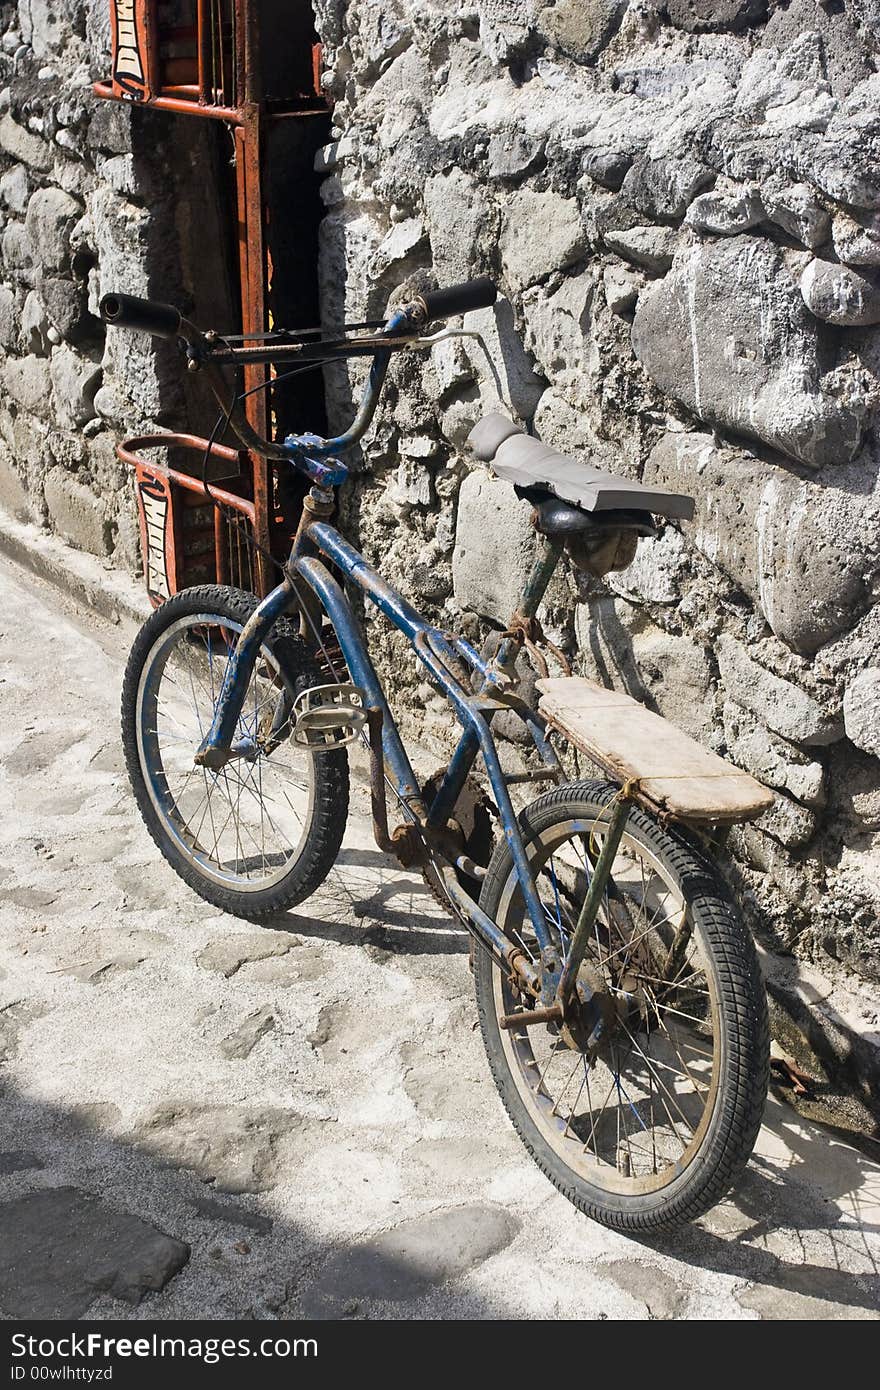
top-left (0, 164), bottom-right (30, 213)
top-left (723, 699), bottom-right (826, 806)
top-left (49, 344), bottom-right (102, 427)
top-left (621, 152), bottom-right (715, 221)
top-left (644, 432), bottom-right (875, 654)
top-left (716, 634), bottom-right (843, 746)
top-left (21, 289), bottom-right (49, 354)
top-left (87, 99), bottom-right (133, 156)
top-left (522, 271), bottom-right (597, 408)
top-left (0, 284), bottom-right (16, 349)
top-left (800, 259), bottom-right (880, 326)
top-left (666, 0), bottom-right (767, 31)
top-left (463, 299), bottom-right (544, 421)
top-left (24, 186), bottom-right (81, 272)
top-left (424, 168), bottom-right (494, 285)
top-left (220, 1007), bottom-right (276, 1060)
top-left (2, 220), bottom-right (33, 274)
top-left (42, 277), bottom-right (85, 338)
top-left (132, 1105), bottom-right (313, 1193)
top-left (0, 112), bottom-right (51, 170)
top-left (760, 178), bottom-right (830, 250)
top-left (632, 237), bottom-right (867, 468)
top-left (602, 263), bottom-right (642, 316)
top-left (832, 208), bottom-right (880, 268)
top-left (574, 598), bottom-right (718, 743)
top-left (0, 445), bottom-right (30, 521)
top-left (487, 128), bottom-right (545, 182)
top-left (44, 467), bottom-right (111, 557)
top-left (755, 792), bottom-right (816, 848)
top-left (685, 183), bottom-right (763, 235)
top-left (602, 225), bottom-right (678, 274)
top-left (582, 148), bottom-right (632, 191)
top-left (500, 188), bottom-right (586, 290)
top-left (452, 469), bottom-right (536, 624)
top-left (761, 0), bottom-right (871, 98)
top-left (609, 526), bottom-right (689, 605)
top-left (808, 74), bottom-right (880, 209)
top-left (26, 0), bottom-right (68, 58)
top-left (536, 0), bottom-right (628, 64)
top-left (3, 354), bottom-right (52, 418)
top-left (298, 1204), bottom-right (519, 1315)
top-left (843, 668), bottom-right (880, 758)
top-left (0, 1187), bottom-right (189, 1318)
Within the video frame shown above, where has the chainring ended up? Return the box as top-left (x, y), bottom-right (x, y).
top-left (419, 770), bottom-right (497, 913)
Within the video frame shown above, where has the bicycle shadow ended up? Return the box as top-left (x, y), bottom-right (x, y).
top-left (636, 1091), bottom-right (880, 1316)
top-left (263, 844), bottom-right (470, 957)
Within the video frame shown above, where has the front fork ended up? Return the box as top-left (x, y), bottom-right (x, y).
top-left (193, 577), bottom-right (299, 770)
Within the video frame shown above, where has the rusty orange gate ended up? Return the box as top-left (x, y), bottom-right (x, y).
top-left (95, 0), bottom-right (329, 602)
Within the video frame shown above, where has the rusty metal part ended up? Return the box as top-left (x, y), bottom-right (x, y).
top-left (390, 822), bottom-right (426, 868)
top-left (497, 609), bottom-right (572, 680)
top-left (503, 769), bottom-right (560, 785)
top-left (366, 705), bottom-right (394, 854)
top-left (364, 704), bottom-right (426, 867)
top-left (96, 0), bottom-right (331, 600)
top-left (302, 488), bottom-right (335, 518)
top-left (500, 1004), bottom-right (563, 1031)
top-left (419, 770), bottom-right (497, 909)
top-left (116, 434), bottom-right (255, 603)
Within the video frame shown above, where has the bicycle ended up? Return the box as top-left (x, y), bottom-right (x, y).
top-left (101, 278), bottom-right (773, 1234)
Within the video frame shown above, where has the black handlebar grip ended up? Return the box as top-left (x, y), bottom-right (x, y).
top-left (100, 292), bottom-right (182, 340)
top-left (418, 277), bottom-right (498, 322)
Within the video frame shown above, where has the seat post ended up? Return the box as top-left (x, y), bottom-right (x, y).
top-left (493, 537), bottom-right (563, 677)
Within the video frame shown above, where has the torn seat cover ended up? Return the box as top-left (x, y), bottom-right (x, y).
top-left (468, 412), bottom-right (695, 521)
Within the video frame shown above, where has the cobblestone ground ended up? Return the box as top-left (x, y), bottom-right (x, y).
top-left (0, 554), bottom-right (878, 1321)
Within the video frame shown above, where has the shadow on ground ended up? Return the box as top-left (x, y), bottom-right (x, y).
top-left (1, 1072), bottom-right (877, 1321)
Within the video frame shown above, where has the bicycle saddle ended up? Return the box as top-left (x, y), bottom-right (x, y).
top-left (467, 412), bottom-right (695, 522)
top-left (526, 493), bottom-right (658, 539)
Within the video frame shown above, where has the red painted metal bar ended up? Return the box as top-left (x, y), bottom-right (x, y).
top-left (97, 0), bottom-right (329, 603)
top-left (117, 432), bottom-right (256, 602)
top-left (196, 1), bottom-right (207, 105)
top-left (92, 79), bottom-right (242, 122)
top-left (115, 432), bottom-right (247, 483)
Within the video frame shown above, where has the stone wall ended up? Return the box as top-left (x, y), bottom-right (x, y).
top-left (0, 0), bottom-right (234, 564)
top-left (0, 1), bottom-right (877, 1015)
top-left (311, 0), bottom-right (880, 997)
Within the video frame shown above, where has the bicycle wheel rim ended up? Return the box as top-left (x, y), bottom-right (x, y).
top-left (491, 816), bottom-right (723, 1198)
top-left (134, 612), bottom-right (316, 893)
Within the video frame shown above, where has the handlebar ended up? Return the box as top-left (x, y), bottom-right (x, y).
top-left (415, 277), bottom-right (497, 322)
top-left (98, 276), bottom-right (498, 480)
top-left (100, 293), bottom-right (182, 339)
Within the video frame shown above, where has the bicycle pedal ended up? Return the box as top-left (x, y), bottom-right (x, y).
top-left (291, 683), bottom-right (367, 749)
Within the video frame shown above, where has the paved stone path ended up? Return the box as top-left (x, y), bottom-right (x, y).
top-left (1, 554), bottom-right (878, 1320)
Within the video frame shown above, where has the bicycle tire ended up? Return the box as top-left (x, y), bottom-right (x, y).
top-left (474, 780), bottom-right (769, 1234)
top-left (121, 584), bottom-right (349, 920)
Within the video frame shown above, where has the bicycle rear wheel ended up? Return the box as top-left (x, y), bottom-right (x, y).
top-left (474, 780), bottom-right (769, 1234)
top-left (121, 585), bottom-right (349, 919)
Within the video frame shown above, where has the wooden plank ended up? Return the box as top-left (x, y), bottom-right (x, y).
top-left (536, 676), bottom-right (773, 823)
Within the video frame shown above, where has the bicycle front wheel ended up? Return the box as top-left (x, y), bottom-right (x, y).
top-left (121, 585), bottom-right (349, 919)
top-left (475, 781), bottom-right (769, 1234)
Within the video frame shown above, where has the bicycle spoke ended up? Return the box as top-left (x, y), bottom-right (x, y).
top-left (140, 616), bottom-right (314, 888)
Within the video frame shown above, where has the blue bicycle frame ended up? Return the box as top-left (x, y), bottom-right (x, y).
top-left (193, 309), bottom-right (629, 1014)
